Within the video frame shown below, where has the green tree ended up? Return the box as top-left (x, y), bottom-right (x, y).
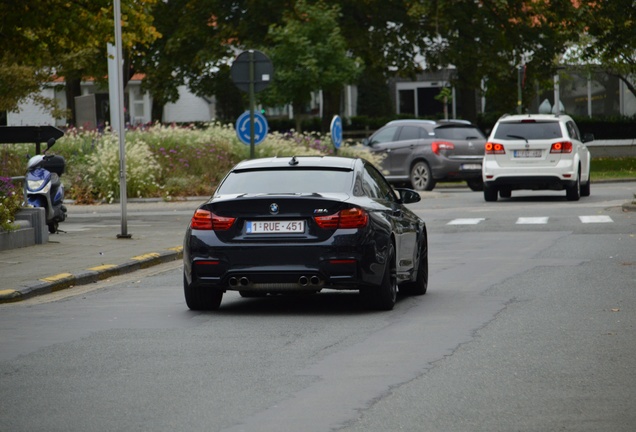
top-left (0, 0), bottom-right (159, 124)
top-left (578, 0), bottom-right (636, 100)
top-left (418, 0), bottom-right (586, 119)
top-left (141, 0), bottom-right (237, 122)
top-left (260, 0), bottom-right (362, 131)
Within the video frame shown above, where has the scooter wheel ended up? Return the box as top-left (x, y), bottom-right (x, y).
top-left (48, 223), bottom-right (58, 234)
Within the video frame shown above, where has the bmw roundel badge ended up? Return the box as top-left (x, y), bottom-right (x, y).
top-left (269, 203), bottom-right (279, 214)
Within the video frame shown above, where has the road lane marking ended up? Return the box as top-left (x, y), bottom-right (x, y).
top-left (447, 218), bottom-right (486, 225)
top-left (516, 217), bottom-right (549, 224)
top-left (579, 215), bottom-right (613, 223)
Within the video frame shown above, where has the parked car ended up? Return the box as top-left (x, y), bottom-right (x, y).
top-left (183, 156), bottom-right (428, 311)
top-left (363, 119), bottom-right (487, 191)
top-left (482, 114), bottom-right (593, 202)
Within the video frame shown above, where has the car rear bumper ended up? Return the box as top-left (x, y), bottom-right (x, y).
top-left (484, 175), bottom-right (577, 191)
top-left (483, 159), bottom-right (579, 190)
top-left (183, 230), bottom-right (387, 292)
top-left (431, 156), bottom-right (483, 180)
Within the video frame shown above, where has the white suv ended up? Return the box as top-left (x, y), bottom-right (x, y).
top-left (482, 114), bottom-right (593, 202)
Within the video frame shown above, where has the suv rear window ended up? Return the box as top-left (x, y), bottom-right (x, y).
top-left (493, 121), bottom-right (563, 140)
top-left (435, 126), bottom-right (485, 140)
top-left (218, 169), bottom-right (353, 194)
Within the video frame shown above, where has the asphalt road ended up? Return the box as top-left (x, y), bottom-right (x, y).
top-left (0, 182), bottom-right (634, 432)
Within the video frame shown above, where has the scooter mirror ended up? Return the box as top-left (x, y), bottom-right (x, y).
top-left (45, 137), bottom-right (56, 152)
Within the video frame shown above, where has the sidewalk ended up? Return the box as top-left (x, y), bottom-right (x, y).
top-left (0, 199), bottom-right (205, 304)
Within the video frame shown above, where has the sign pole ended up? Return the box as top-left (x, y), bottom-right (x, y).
top-left (249, 51), bottom-right (255, 159)
top-left (113, 0), bottom-right (130, 238)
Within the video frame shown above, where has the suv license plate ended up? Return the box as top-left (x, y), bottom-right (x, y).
top-left (246, 220), bottom-right (305, 234)
top-left (514, 150), bottom-right (542, 158)
top-left (460, 164), bottom-right (481, 170)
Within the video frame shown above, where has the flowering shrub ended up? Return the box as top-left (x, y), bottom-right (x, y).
top-left (0, 122), bottom-right (384, 203)
top-left (0, 177), bottom-right (23, 232)
top-left (86, 134), bottom-right (162, 203)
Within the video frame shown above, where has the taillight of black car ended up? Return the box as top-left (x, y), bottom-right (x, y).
top-left (191, 209), bottom-right (236, 230)
top-left (314, 207), bottom-right (368, 229)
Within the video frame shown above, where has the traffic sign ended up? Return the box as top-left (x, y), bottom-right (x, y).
top-left (230, 50), bottom-right (274, 93)
top-left (236, 111), bottom-right (268, 145)
top-left (330, 115), bottom-right (343, 149)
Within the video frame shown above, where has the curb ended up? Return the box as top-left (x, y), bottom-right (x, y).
top-left (0, 247), bottom-right (183, 304)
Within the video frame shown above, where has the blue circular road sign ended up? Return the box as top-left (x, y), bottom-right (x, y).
top-left (236, 111), bottom-right (268, 145)
top-left (330, 115), bottom-right (343, 149)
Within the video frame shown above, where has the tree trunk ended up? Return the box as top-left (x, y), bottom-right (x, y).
top-left (321, 88), bottom-right (342, 133)
top-left (64, 77), bottom-right (82, 127)
top-left (292, 100), bottom-right (304, 132)
top-left (151, 100), bottom-right (164, 123)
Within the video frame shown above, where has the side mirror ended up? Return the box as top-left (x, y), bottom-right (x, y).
top-left (362, 138), bottom-right (371, 147)
top-left (396, 188), bottom-right (421, 204)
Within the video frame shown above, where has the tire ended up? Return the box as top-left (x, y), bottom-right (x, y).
top-left (410, 161), bottom-right (436, 191)
top-left (580, 177), bottom-right (591, 197)
top-left (566, 171), bottom-right (581, 201)
top-left (48, 222), bottom-right (58, 234)
top-left (363, 243), bottom-right (397, 311)
top-left (183, 274), bottom-right (223, 310)
top-left (400, 235), bottom-right (428, 296)
top-left (466, 179), bottom-right (484, 192)
top-left (484, 185), bottom-right (498, 202)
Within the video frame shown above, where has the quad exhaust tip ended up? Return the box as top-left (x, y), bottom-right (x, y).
top-left (299, 276), bottom-right (322, 286)
top-left (230, 276), bottom-right (321, 288)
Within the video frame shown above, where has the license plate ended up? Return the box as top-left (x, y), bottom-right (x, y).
top-left (514, 150), bottom-right (542, 158)
top-left (460, 164), bottom-right (481, 170)
top-left (246, 220), bottom-right (305, 234)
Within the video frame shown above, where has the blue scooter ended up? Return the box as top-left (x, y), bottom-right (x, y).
top-left (24, 138), bottom-right (67, 233)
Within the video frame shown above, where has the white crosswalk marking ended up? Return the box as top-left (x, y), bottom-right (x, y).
top-left (447, 218), bottom-right (486, 225)
top-left (579, 215), bottom-right (614, 223)
top-left (516, 217), bottom-right (549, 224)
top-left (443, 216), bottom-right (615, 226)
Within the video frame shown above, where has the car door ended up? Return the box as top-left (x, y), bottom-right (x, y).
top-left (566, 120), bottom-right (591, 180)
top-left (382, 125), bottom-right (427, 177)
top-left (366, 125), bottom-right (400, 174)
top-left (363, 163), bottom-right (418, 275)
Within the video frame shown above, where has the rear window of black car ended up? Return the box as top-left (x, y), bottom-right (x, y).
top-left (434, 126), bottom-right (485, 140)
top-left (493, 121), bottom-right (563, 140)
top-left (217, 169), bottom-right (354, 194)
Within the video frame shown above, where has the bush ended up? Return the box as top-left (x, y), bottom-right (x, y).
top-left (58, 123), bottom-right (382, 202)
top-left (0, 177), bottom-right (23, 232)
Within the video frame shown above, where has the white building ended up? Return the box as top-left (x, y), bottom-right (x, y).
top-left (5, 74), bottom-right (216, 128)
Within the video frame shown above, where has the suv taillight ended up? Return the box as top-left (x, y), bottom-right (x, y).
top-left (550, 141), bottom-right (573, 153)
top-left (485, 142), bottom-right (505, 154)
top-left (314, 207), bottom-right (368, 229)
top-left (432, 141), bottom-right (455, 155)
top-left (191, 209), bottom-right (235, 230)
